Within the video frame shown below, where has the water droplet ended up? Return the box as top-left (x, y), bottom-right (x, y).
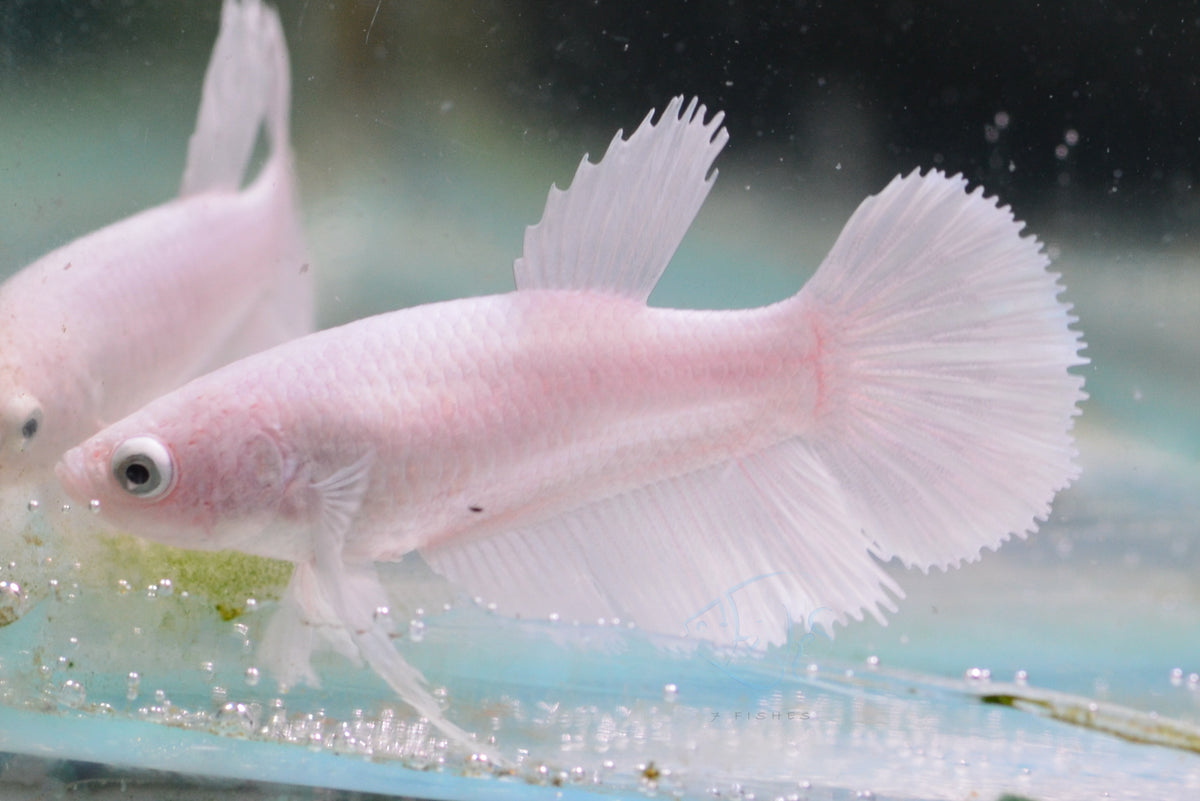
top-left (408, 619), bottom-right (426, 642)
top-left (245, 667), bottom-right (260, 687)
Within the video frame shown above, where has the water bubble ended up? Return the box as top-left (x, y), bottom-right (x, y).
top-left (244, 597), bottom-right (257, 612)
top-left (158, 579), bottom-right (173, 596)
top-left (1014, 669), bottom-right (1029, 685)
top-left (245, 667), bottom-right (261, 687)
top-left (994, 110), bottom-right (1011, 129)
top-left (59, 679), bottom-right (86, 708)
top-left (216, 702), bottom-right (257, 736)
top-left (1054, 144), bottom-right (1069, 160)
top-left (374, 605), bottom-right (390, 620)
top-left (663, 683), bottom-right (678, 702)
top-left (865, 655), bottom-right (880, 669)
top-left (1170, 667), bottom-right (1184, 685)
top-left (60, 503), bottom-right (71, 513)
top-left (88, 499), bottom-right (101, 514)
top-left (964, 667), bottom-right (991, 682)
top-left (1064, 128), bottom-right (1079, 146)
top-left (408, 619), bottom-right (426, 642)
top-left (126, 672), bottom-right (141, 701)
top-left (26, 499), bottom-right (39, 512)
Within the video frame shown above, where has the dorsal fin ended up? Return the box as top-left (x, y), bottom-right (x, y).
top-left (179, 0), bottom-right (291, 196)
top-left (514, 96), bottom-right (729, 302)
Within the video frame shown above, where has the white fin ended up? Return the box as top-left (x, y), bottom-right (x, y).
top-left (263, 459), bottom-right (486, 754)
top-left (180, 0), bottom-right (291, 195)
top-left (424, 439), bottom-right (903, 644)
top-left (514, 96), bottom-right (729, 302)
top-left (799, 169), bottom-right (1087, 570)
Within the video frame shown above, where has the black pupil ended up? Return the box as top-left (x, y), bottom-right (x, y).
top-left (21, 417), bottom-right (37, 439)
top-left (125, 462), bottom-right (152, 486)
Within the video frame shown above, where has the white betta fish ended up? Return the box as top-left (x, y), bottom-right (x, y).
top-left (58, 97), bottom-right (1085, 746)
top-left (0, 0), bottom-right (309, 488)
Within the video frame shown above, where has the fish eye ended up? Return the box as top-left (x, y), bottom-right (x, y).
top-left (111, 436), bottom-right (175, 500)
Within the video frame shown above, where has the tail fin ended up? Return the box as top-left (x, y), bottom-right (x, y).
top-left (179, 0), bottom-right (291, 196)
top-left (800, 169), bottom-right (1086, 570)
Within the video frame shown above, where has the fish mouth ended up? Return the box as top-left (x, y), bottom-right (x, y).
top-left (55, 445), bottom-right (103, 505)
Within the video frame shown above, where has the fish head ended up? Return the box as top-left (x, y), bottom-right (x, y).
top-left (0, 378), bottom-right (52, 481)
top-left (56, 405), bottom-right (300, 557)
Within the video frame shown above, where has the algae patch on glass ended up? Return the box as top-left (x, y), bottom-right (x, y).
top-left (95, 534), bottom-right (293, 620)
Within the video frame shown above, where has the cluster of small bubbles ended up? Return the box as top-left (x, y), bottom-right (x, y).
top-left (59, 679), bottom-right (86, 708)
top-left (865, 655), bottom-right (880, 669)
top-left (244, 667), bottom-right (260, 687)
top-left (145, 583), bottom-right (158, 599)
top-left (211, 686), bottom-right (228, 706)
top-left (964, 667), bottom-right (991, 682)
top-left (1014, 669), bottom-right (1029, 685)
top-left (663, 683), bottom-right (678, 703)
top-left (126, 671), bottom-right (140, 701)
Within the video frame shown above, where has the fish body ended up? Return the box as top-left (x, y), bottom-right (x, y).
top-left (0, 0), bottom-right (309, 485)
top-left (58, 97), bottom-right (1086, 748)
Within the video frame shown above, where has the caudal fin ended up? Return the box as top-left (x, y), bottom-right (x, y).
top-left (179, 0), bottom-right (292, 196)
top-left (800, 169), bottom-right (1086, 570)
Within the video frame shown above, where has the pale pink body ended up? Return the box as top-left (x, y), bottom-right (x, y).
top-left (0, 0), bottom-right (307, 483)
top-left (60, 290), bottom-right (819, 562)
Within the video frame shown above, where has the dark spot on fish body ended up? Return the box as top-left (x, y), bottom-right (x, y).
top-left (468, 505), bottom-right (483, 513)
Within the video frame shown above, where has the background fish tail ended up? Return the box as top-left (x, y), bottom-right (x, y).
top-left (795, 169), bottom-right (1087, 571)
top-left (183, 0), bottom-right (313, 369)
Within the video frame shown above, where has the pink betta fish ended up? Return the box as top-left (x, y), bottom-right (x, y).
top-left (0, 0), bottom-right (310, 489)
top-left (58, 97), bottom-right (1085, 747)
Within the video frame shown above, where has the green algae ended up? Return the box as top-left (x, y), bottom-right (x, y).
top-left (980, 686), bottom-right (1200, 756)
top-left (94, 534), bottom-right (293, 618)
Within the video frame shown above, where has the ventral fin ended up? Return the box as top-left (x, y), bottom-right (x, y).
top-left (514, 96), bottom-right (729, 303)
